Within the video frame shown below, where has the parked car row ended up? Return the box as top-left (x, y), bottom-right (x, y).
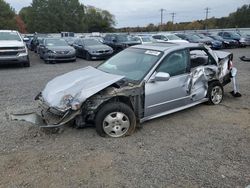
top-left (1, 29), bottom-right (249, 67)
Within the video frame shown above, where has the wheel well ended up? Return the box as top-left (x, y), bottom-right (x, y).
top-left (96, 96), bottom-right (134, 114)
top-left (208, 79), bottom-right (220, 85)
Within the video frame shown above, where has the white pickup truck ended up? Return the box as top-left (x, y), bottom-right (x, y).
top-left (0, 30), bottom-right (30, 67)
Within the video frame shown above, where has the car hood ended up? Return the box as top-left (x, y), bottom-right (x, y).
top-left (47, 46), bottom-right (75, 51)
top-left (0, 40), bottom-right (24, 48)
top-left (42, 66), bottom-right (124, 110)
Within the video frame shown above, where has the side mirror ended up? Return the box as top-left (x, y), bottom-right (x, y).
top-left (150, 72), bottom-right (170, 82)
top-left (23, 37), bottom-right (29, 42)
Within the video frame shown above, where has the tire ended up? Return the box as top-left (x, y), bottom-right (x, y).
top-left (207, 81), bottom-right (224, 105)
top-left (95, 102), bottom-right (136, 138)
top-left (86, 52), bottom-right (91, 61)
top-left (23, 57), bottom-right (30, 67)
top-left (44, 60), bottom-right (50, 64)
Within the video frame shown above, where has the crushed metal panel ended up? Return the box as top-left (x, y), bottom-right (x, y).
top-left (186, 65), bottom-right (219, 101)
top-left (10, 110), bottom-right (81, 128)
top-left (11, 112), bottom-right (46, 126)
top-left (42, 66), bottom-right (124, 110)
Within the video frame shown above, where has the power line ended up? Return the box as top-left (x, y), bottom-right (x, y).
top-left (170, 12), bottom-right (176, 24)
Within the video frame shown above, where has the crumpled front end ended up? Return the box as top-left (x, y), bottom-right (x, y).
top-left (11, 66), bottom-right (125, 128)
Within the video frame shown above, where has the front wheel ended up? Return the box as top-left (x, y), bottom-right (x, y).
top-left (207, 81), bottom-right (224, 105)
top-left (95, 102), bottom-right (136, 138)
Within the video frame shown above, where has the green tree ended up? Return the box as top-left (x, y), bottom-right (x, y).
top-left (0, 0), bottom-right (16, 29)
top-left (84, 6), bottom-right (116, 32)
top-left (21, 0), bottom-right (86, 33)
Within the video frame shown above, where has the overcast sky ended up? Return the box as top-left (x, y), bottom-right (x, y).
top-left (5, 0), bottom-right (250, 27)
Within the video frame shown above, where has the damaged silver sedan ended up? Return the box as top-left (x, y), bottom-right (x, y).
top-left (12, 43), bottom-right (240, 137)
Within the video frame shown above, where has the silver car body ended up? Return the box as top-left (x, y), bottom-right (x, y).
top-left (12, 43), bottom-right (233, 128)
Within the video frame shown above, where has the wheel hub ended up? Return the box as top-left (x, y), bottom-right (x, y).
top-left (103, 112), bottom-right (130, 137)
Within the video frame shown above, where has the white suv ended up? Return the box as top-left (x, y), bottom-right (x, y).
top-left (0, 30), bottom-right (30, 67)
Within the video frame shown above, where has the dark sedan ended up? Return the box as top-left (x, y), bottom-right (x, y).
top-left (194, 33), bottom-right (223, 49)
top-left (39, 38), bottom-right (76, 64)
top-left (175, 33), bottom-right (207, 44)
top-left (73, 38), bottom-right (113, 60)
top-left (208, 34), bottom-right (238, 48)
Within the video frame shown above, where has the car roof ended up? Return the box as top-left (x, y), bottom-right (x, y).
top-left (132, 42), bottom-right (203, 52)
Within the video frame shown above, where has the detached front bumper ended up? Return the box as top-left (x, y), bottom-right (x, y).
top-left (11, 109), bottom-right (81, 128)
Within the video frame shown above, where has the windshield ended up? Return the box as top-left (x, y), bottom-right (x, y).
top-left (45, 39), bottom-right (67, 46)
top-left (230, 32), bottom-right (240, 38)
top-left (141, 37), bottom-right (152, 42)
top-left (0, 32), bottom-right (22, 41)
top-left (83, 39), bottom-right (101, 46)
top-left (187, 35), bottom-right (201, 41)
top-left (117, 35), bottom-right (137, 42)
top-left (166, 34), bottom-right (181, 40)
top-left (210, 35), bottom-right (223, 40)
top-left (98, 48), bottom-right (163, 81)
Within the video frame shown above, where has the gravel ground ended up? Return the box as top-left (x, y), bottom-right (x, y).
top-left (0, 48), bottom-right (249, 188)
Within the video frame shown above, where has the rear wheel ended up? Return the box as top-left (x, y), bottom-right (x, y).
top-left (207, 81), bottom-right (224, 105)
top-left (95, 102), bottom-right (136, 138)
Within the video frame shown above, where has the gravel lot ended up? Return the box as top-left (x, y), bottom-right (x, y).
top-left (0, 48), bottom-right (250, 188)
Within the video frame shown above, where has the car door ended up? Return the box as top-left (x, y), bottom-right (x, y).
top-left (144, 49), bottom-right (191, 117)
top-left (73, 39), bottom-right (79, 56)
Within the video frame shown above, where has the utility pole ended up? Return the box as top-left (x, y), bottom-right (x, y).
top-left (170, 12), bottom-right (176, 24)
top-left (205, 7), bottom-right (211, 29)
top-left (160, 9), bottom-right (166, 26)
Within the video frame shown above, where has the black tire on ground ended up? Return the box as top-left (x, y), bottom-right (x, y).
top-left (23, 57), bottom-right (30, 67)
top-left (206, 81), bottom-right (224, 105)
top-left (95, 102), bottom-right (136, 138)
top-left (86, 52), bottom-right (91, 61)
top-left (44, 60), bottom-right (50, 64)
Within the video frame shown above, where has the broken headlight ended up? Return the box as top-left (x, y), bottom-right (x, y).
top-left (62, 94), bottom-right (81, 111)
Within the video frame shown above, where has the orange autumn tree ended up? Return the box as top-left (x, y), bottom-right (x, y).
top-left (15, 15), bottom-right (27, 33)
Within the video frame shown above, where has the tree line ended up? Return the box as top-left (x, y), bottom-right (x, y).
top-left (117, 4), bottom-right (250, 32)
top-left (0, 0), bottom-right (249, 34)
top-left (0, 0), bottom-right (116, 33)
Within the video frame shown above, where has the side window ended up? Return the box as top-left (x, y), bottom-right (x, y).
top-left (190, 49), bottom-right (215, 68)
top-left (77, 40), bottom-right (82, 46)
top-left (105, 35), bottom-right (111, 42)
top-left (111, 36), bottom-right (116, 42)
top-left (153, 35), bottom-right (161, 40)
top-left (161, 35), bottom-right (168, 40)
top-left (157, 50), bottom-right (189, 77)
top-left (224, 32), bottom-right (230, 37)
